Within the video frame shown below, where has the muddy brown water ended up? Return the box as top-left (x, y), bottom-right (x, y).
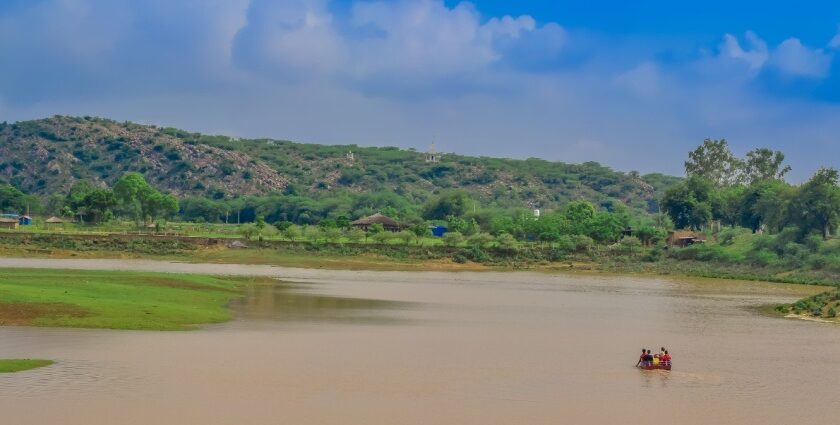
top-left (0, 258), bottom-right (838, 424)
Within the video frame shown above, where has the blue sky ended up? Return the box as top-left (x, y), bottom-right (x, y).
top-left (1, 0), bottom-right (840, 181)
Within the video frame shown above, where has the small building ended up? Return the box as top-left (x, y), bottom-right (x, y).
top-left (346, 150), bottom-right (354, 161)
top-left (430, 225), bottom-right (448, 237)
top-left (666, 230), bottom-right (706, 248)
top-left (18, 215), bottom-right (32, 226)
top-left (45, 216), bottom-right (70, 227)
top-left (425, 143), bottom-right (440, 163)
top-left (0, 217), bottom-right (19, 230)
top-left (351, 213), bottom-right (403, 232)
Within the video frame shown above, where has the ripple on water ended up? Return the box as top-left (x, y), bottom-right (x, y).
top-left (0, 359), bottom-right (151, 399)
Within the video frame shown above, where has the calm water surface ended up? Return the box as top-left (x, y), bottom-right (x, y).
top-left (0, 259), bottom-right (838, 424)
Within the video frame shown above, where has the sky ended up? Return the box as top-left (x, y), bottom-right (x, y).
top-left (2, 0), bottom-right (840, 181)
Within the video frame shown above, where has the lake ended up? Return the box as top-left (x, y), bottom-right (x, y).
top-left (0, 259), bottom-right (838, 424)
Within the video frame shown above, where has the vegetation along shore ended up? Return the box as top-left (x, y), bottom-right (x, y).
top-left (3, 117), bottom-right (840, 323)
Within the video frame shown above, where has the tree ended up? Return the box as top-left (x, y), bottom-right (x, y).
top-left (410, 223), bottom-right (430, 244)
top-left (467, 232), bottom-right (494, 248)
top-left (0, 184), bottom-right (26, 212)
top-left (711, 185), bottom-right (745, 228)
top-left (346, 228), bottom-right (365, 244)
top-left (422, 191), bottom-right (470, 220)
top-left (619, 236), bottom-right (642, 256)
top-left (743, 148), bottom-right (791, 184)
top-left (255, 216), bottom-right (267, 240)
top-left (81, 189), bottom-right (117, 224)
top-left (790, 168), bottom-right (840, 239)
top-left (371, 231), bottom-right (392, 244)
top-left (635, 226), bottom-right (666, 246)
top-left (661, 176), bottom-right (713, 230)
top-left (113, 172), bottom-right (178, 224)
top-left (281, 225), bottom-right (299, 241)
top-left (685, 138), bottom-right (743, 186)
top-left (325, 227), bottom-right (343, 244)
top-left (587, 212), bottom-right (623, 243)
top-left (369, 223), bottom-right (385, 234)
top-left (495, 233), bottom-right (518, 250)
top-left (397, 230), bottom-right (415, 245)
top-left (442, 231), bottom-right (464, 247)
top-left (564, 201), bottom-right (595, 236)
top-left (750, 181), bottom-right (794, 233)
top-left (239, 223), bottom-right (258, 240)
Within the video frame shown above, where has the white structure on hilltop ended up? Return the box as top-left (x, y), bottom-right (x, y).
top-left (425, 143), bottom-right (440, 163)
top-left (346, 150), bottom-right (354, 161)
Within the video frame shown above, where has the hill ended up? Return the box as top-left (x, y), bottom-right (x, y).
top-left (0, 116), bottom-right (679, 215)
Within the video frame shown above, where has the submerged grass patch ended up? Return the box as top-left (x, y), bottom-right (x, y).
top-left (0, 359), bottom-right (54, 373)
top-left (0, 268), bottom-right (265, 330)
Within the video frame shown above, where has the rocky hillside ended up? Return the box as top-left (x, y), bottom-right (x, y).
top-left (0, 116), bottom-right (679, 212)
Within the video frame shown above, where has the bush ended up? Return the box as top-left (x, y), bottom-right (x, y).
top-left (495, 233), bottom-right (518, 250)
top-left (746, 249), bottom-right (778, 267)
top-left (619, 236), bottom-right (642, 256)
top-left (717, 228), bottom-right (738, 246)
top-left (645, 243), bottom-right (665, 262)
top-left (452, 253), bottom-right (468, 263)
top-left (461, 246), bottom-right (491, 263)
top-left (467, 232), bottom-right (494, 248)
top-left (570, 234), bottom-right (594, 254)
top-left (443, 231), bottom-right (464, 247)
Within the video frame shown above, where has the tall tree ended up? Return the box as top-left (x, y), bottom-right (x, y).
top-left (743, 148), bottom-right (791, 184)
top-left (685, 139), bottom-right (743, 186)
top-left (0, 184), bottom-right (26, 212)
top-left (661, 176), bottom-right (713, 230)
top-left (113, 172), bottom-right (178, 224)
top-left (790, 168), bottom-right (840, 239)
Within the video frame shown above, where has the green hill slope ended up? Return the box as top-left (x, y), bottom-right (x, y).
top-left (0, 116), bottom-right (679, 214)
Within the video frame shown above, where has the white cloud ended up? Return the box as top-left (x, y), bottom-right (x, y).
top-left (772, 38), bottom-right (832, 78)
top-left (718, 31), bottom-right (834, 79)
top-left (829, 26), bottom-right (840, 49)
top-left (232, 0), bottom-right (564, 92)
top-left (720, 31), bottom-right (769, 71)
top-left (613, 62), bottom-right (660, 96)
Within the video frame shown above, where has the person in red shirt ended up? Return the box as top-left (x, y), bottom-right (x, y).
top-left (636, 348), bottom-right (647, 367)
top-left (661, 350), bottom-right (671, 365)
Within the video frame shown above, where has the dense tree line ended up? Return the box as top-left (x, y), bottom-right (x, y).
top-left (662, 139), bottom-right (840, 240)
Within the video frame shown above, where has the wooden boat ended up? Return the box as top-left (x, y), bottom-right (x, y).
top-left (638, 363), bottom-right (671, 371)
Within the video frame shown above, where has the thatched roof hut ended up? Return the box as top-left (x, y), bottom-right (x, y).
top-left (0, 217), bottom-right (18, 229)
top-left (666, 230), bottom-right (706, 247)
top-left (351, 213), bottom-right (403, 232)
top-left (45, 216), bottom-right (69, 224)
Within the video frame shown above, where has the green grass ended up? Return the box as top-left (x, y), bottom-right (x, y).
top-left (0, 269), bottom-right (262, 330)
top-left (0, 359), bottom-right (54, 373)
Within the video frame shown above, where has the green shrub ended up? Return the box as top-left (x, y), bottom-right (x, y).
top-left (570, 234), bottom-right (594, 253)
top-left (747, 249), bottom-right (778, 267)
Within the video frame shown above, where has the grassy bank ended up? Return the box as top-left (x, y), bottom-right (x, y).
top-left (0, 268), bottom-right (267, 330)
top-left (0, 359), bottom-right (54, 373)
top-left (3, 232), bottom-right (840, 324)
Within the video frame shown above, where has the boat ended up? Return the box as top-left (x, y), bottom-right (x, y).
top-left (638, 363), bottom-right (671, 371)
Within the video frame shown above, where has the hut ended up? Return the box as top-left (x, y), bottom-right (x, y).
top-left (0, 217), bottom-right (19, 230)
top-left (430, 225), bottom-right (448, 237)
top-left (18, 215), bottom-right (32, 226)
top-left (666, 230), bottom-right (706, 248)
top-left (45, 216), bottom-right (69, 228)
top-left (351, 213), bottom-right (403, 232)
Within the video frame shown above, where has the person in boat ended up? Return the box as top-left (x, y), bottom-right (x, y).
top-left (643, 349), bottom-right (653, 366)
top-left (636, 349), bottom-right (647, 367)
top-left (661, 350), bottom-right (671, 366)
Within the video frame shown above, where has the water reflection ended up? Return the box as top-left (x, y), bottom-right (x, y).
top-left (230, 281), bottom-right (415, 325)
